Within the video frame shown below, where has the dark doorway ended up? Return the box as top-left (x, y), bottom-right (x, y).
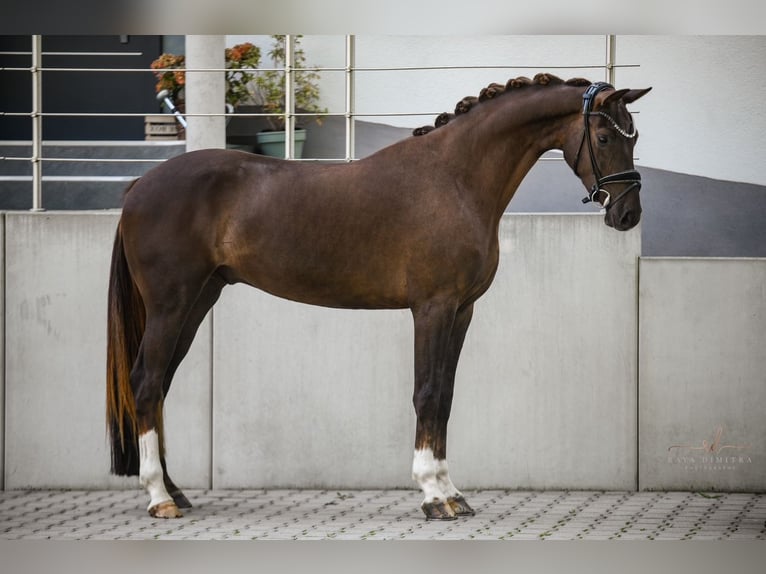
top-left (0, 35), bottom-right (164, 140)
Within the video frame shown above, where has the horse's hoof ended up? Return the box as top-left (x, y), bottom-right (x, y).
top-left (149, 500), bottom-right (183, 519)
top-left (170, 490), bottom-right (193, 509)
top-left (421, 500), bottom-right (458, 521)
top-left (448, 495), bottom-right (475, 516)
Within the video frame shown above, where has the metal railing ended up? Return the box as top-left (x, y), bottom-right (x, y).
top-left (0, 35), bottom-right (637, 210)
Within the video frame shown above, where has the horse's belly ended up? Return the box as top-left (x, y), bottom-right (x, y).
top-left (222, 244), bottom-right (411, 310)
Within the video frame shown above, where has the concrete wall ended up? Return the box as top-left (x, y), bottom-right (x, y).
top-left (639, 258), bottom-right (766, 491)
top-left (3, 212), bottom-right (211, 489)
top-left (2, 213), bottom-right (763, 492)
top-left (185, 35), bottom-right (226, 152)
top-left (446, 214), bottom-right (640, 490)
top-left (0, 214), bottom-right (4, 489)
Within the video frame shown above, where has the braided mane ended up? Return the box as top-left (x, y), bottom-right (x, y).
top-left (412, 73), bottom-right (591, 136)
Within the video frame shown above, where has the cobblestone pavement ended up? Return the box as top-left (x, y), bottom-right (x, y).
top-left (1, 489), bottom-right (765, 540)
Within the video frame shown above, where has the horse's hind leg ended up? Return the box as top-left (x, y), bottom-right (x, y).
top-left (159, 273), bottom-right (226, 510)
top-left (131, 276), bottom-right (213, 518)
top-left (132, 324), bottom-right (184, 518)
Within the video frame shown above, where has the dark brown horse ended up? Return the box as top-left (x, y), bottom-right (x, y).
top-left (107, 74), bottom-right (651, 520)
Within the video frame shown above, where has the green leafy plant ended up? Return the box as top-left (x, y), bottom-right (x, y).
top-left (253, 35), bottom-right (326, 131)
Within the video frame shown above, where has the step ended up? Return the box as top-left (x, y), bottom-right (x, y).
top-left (0, 141), bottom-right (186, 177)
top-left (0, 175), bottom-right (136, 210)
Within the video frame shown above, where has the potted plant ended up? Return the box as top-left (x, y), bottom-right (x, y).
top-left (150, 43), bottom-right (262, 140)
top-left (150, 38), bottom-right (325, 157)
top-left (223, 42), bottom-right (262, 109)
top-left (151, 52), bottom-right (187, 105)
top-left (251, 35), bottom-right (326, 158)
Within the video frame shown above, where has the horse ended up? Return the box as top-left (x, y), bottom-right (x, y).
top-left (106, 73), bottom-right (651, 520)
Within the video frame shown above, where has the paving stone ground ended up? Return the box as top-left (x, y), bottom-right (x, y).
top-left (1, 489), bottom-right (765, 540)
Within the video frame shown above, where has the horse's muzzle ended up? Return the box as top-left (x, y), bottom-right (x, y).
top-left (605, 206), bottom-right (641, 231)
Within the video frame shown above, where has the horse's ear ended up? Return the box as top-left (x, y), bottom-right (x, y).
top-left (620, 87), bottom-right (652, 104)
top-left (600, 87), bottom-right (652, 108)
top-left (601, 88), bottom-right (630, 107)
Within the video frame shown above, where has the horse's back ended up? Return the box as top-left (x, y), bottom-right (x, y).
top-left (124, 148), bottom-right (276, 211)
top-left (119, 149), bottom-right (409, 306)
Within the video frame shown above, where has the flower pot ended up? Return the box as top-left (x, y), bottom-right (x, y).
top-left (256, 129), bottom-right (307, 159)
top-left (225, 105), bottom-right (269, 148)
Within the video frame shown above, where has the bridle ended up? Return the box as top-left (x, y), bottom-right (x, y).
top-left (573, 82), bottom-right (642, 210)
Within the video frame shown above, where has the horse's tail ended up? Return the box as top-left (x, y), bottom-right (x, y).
top-left (106, 211), bottom-right (145, 476)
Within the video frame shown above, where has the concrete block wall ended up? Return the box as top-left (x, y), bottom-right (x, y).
top-left (451, 215), bottom-right (640, 490)
top-left (0, 214), bottom-right (4, 489)
top-left (4, 213), bottom-right (126, 488)
top-left (2, 212), bottom-right (211, 488)
top-left (213, 293), bottom-right (416, 488)
top-left (1, 212), bottom-right (763, 492)
top-left (639, 258), bottom-right (766, 491)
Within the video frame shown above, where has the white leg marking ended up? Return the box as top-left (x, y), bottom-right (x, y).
top-left (435, 459), bottom-right (462, 500)
top-left (412, 448), bottom-right (447, 503)
top-left (138, 429), bottom-right (172, 510)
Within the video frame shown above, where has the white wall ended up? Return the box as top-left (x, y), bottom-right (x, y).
top-left (3, 213), bottom-right (212, 489)
top-left (351, 35), bottom-right (609, 128)
top-left (227, 35), bottom-right (609, 127)
top-left (639, 258), bottom-right (766, 491)
top-left (185, 35), bottom-right (227, 151)
top-left (225, 35), bottom-right (766, 185)
top-left (617, 36), bottom-right (766, 186)
top-left (0, 214), bottom-right (4, 490)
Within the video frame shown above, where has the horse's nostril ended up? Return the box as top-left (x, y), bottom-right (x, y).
top-left (619, 210), bottom-right (640, 229)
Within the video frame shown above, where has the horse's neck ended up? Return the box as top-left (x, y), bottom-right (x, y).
top-left (445, 86), bottom-right (582, 222)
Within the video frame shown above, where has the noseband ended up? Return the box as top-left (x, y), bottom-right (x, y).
top-left (574, 82), bottom-right (641, 210)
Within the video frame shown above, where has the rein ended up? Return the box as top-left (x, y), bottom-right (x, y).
top-left (574, 82), bottom-right (641, 210)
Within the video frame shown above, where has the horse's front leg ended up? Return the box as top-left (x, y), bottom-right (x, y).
top-left (434, 302), bottom-right (475, 517)
top-left (411, 300), bottom-right (468, 520)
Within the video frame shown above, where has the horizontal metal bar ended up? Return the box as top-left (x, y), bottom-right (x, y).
top-left (351, 64), bottom-right (641, 72)
top-left (0, 64), bottom-right (641, 74)
top-left (1, 111), bottom-right (448, 119)
top-left (0, 175), bottom-right (138, 182)
top-left (0, 140), bottom-right (185, 146)
top-left (0, 155), bottom-right (637, 166)
top-left (262, 64), bottom-right (640, 73)
top-left (2, 108), bottom-right (641, 119)
top-left (57, 157), bottom-right (166, 163)
top-left (0, 157), bottom-right (168, 163)
top-left (0, 66), bottom-right (289, 74)
top-left (0, 51), bottom-right (144, 57)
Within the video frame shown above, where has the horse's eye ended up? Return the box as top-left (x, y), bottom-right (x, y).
top-left (597, 134), bottom-right (608, 144)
